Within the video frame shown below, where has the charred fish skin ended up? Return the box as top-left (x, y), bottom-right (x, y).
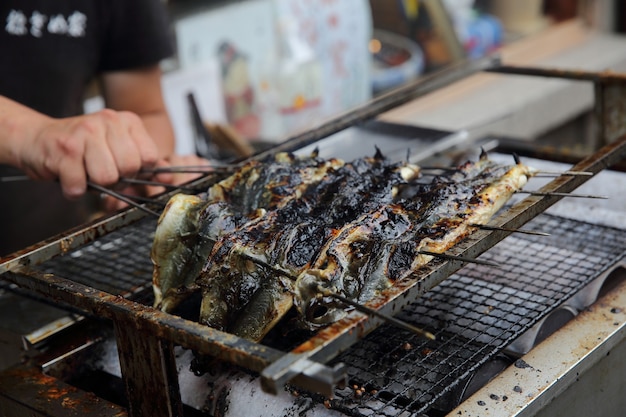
top-left (151, 193), bottom-right (205, 312)
top-left (278, 151), bottom-right (419, 232)
top-left (385, 154), bottom-right (536, 276)
top-left (197, 153), bottom-right (419, 339)
top-left (294, 155), bottom-right (536, 329)
top-left (407, 157), bottom-right (536, 267)
top-left (171, 201), bottom-right (240, 303)
top-left (288, 152), bottom-right (427, 328)
top-left (197, 211), bottom-right (328, 340)
top-left (153, 152), bottom-right (340, 316)
top-left (229, 274), bottom-right (295, 342)
top-left (152, 198), bottom-right (245, 313)
top-left (150, 160), bottom-right (260, 313)
top-left (241, 152), bottom-right (342, 211)
top-left (197, 213), bottom-right (292, 340)
top-left (197, 208), bottom-right (311, 341)
top-left (294, 204), bottom-right (414, 328)
top-left (207, 152), bottom-right (345, 216)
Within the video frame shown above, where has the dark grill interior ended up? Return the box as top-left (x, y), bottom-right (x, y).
top-left (32, 211), bottom-right (626, 416)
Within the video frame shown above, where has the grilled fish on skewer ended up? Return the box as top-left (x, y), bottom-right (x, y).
top-left (294, 152), bottom-right (537, 328)
top-left (198, 212), bottom-right (297, 341)
top-left (235, 250), bottom-right (436, 339)
top-left (406, 152), bottom-right (537, 268)
top-left (152, 149), bottom-right (538, 344)
top-left (295, 204), bottom-right (415, 327)
top-left (197, 153), bottom-right (421, 340)
top-left (207, 151), bottom-right (345, 215)
top-left (151, 151), bottom-right (345, 313)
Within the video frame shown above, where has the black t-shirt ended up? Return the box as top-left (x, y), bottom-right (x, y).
top-left (0, 0), bottom-right (174, 117)
top-left (0, 0), bottom-right (175, 256)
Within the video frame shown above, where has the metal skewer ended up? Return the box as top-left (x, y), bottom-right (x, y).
top-left (0, 173), bottom-right (201, 194)
top-left (419, 167), bottom-right (593, 177)
top-left (470, 223), bottom-right (550, 236)
top-left (0, 174), bottom-right (165, 216)
top-left (106, 191), bottom-right (167, 207)
top-left (234, 252), bottom-right (436, 340)
top-left (0, 175), bottom-right (30, 182)
top-left (534, 170), bottom-right (593, 177)
top-left (119, 177), bottom-right (197, 193)
top-left (416, 250), bottom-right (500, 267)
top-left (140, 163), bottom-right (242, 175)
top-left (517, 190), bottom-right (608, 199)
top-left (87, 181), bottom-right (162, 217)
top-left (316, 286), bottom-right (436, 340)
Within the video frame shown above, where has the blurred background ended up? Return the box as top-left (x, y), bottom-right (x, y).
top-left (118, 0), bottom-right (625, 161)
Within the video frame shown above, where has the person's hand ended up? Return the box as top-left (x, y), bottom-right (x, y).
top-left (102, 153), bottom-right (211, 212)
top-left (14, 108), bottom-right (160, 199)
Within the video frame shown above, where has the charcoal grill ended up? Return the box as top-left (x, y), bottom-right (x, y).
top-left (1, 57), bottom-right (626, 417)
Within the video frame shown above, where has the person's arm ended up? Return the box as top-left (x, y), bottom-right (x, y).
top-left (98, 64), bottom-right (209, 210)
top-left (99, 64), bottom-right (176, 160)
top-left (0, 94), bottom-right (160, 199)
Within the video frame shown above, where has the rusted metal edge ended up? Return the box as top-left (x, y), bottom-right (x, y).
top-left (260, 135), bottom-right (626, 393)
top-left (2, 268), bottom-right (281, 370)
top-left (0, 267), bottom-right (345, 400)
top-left (0, 363), bottom-right (128, 417)
top-left (0, 210), bottom-right (147, 275)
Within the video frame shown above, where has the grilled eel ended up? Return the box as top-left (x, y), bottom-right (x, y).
top-left (197, 151), bottom-right (421, 341)
top-left (152, 151), bottom-right (344, 312)
top-left (294, 151), bottom-right (537, 329)
top-left (155, 149), bottom-right (535, 341)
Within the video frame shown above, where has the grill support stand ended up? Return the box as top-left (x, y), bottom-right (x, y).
top-left (114, 322), bottom-right (183, 417)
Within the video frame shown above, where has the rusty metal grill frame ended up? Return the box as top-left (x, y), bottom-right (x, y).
top-left (1, 60), bottom-right (626, 417)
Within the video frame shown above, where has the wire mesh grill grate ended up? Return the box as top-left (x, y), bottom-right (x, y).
top-left (326, 214), bottom-right (626, 416)
top-left (38, 217), bottom-right (157, 299)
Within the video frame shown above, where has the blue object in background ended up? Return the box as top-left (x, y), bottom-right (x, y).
top-left (461, 14), bottom-right (503, 59)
